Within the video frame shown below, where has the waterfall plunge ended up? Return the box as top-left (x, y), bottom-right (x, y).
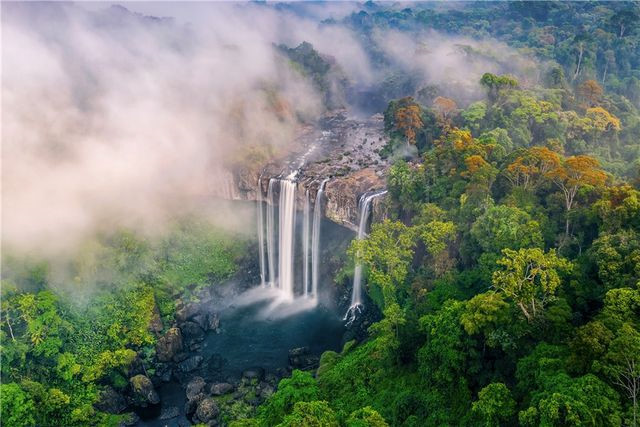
top-left (257, 178), bottom-right (266, 287)
top-left (303, 189), bottom-right (311, 297)
top-left (257, 177), bottom-right (329, 304)
top-left (266, 179), bottom-right (277, 286)
top-left (278, 179), bottom-right (297, 301)
top-left (311, 179), bottom-right (328, 300)
top-left (345, 190), bottom-right (387, 323)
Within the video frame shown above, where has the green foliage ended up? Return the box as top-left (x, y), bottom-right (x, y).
top-left (1, 219), bottom-right (246, 425)
top-left (257, 370), bottom-right (320, 426)
top-left (0, 383), bottom-right (36, 427)
top-left (492, 248), bottom-right (572, 322)
top-left (346, 407), bottom-right (389, 427)
top-left (472, 383), bottom-right (516, 426)
top-left (278, 401), bottom-right (339, 427)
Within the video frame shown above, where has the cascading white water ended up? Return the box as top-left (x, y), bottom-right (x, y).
top-left (302, 189), bottom-right (311, 297)
top-left (278, 178), bottom-right (297, 300)
top-left (266, 179), bottom-right (277, 286)
top-left (311, 179), bottom-right (329, 300)
top-left (257, 178), bottom-right (266, 287)
top-left (345, 190), bottom-right (387, 322)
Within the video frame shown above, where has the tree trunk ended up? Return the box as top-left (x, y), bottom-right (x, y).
top-left (573, 46), bottom-right (584, 81)
top-left (6, 314), bottom-right (15, 341)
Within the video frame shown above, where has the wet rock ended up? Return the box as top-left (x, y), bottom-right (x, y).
top-left (185, 395), bottom-right (203, 417)
top-left (242, 367), bottom-right (265, 381)
top-left (176, 303), bottom-right (199, 323)
top-left (288, 346), bottom-right (321, 370)
top-left (258, 382), bottom-right (274, 400)
top-left (129, 374), bottom-right (160, 405)
top-left (210, 382), bottom-right (234, 396)
top-left (195, 398), bottom-right (219, 424)
top-left (159, 406), bottom-right (180, 420)
top-left (192, 314), bottom-right (209, 330)
top-left (185, 376), bottom-right (207, 401)
top-left (156, 327), bottom-right (183, 362)
top-left (127, 356), bottom-right (147, 377)
top-left (95, 386), bottom-right (127, 414)
top-left (173, 352), bottom-right (189, 363)
top-left (155, 363), bottom-right (173, 383)
top-left (288, 346), bottom-right (309, 357)
top-left (179, 355), bottom-right (203, 373)
top-left (207, 313), bottom-right (220, 332)
top-left (265, 373), bottom-right (278, 386)
top-left (180, 321), bottom-right (205, 346)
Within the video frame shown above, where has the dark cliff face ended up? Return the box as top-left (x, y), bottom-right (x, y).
top-left (211, 111), bottom-right (391, 231)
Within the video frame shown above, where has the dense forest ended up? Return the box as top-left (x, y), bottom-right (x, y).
top-left (2, 2), bottom-right (640, 427)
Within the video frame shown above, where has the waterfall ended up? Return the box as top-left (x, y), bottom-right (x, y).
top-left (302, 189), bottom-right (311, 297)
top-left (257, 178), bottom-right (266, 287)
top-left (278, 178), bottom-right (297, 300)
top-left (266, 179), bottom-right (277, 286)
top-left (255, 174), bottom-right (335, 305)
top-left (345, 190), bottom-right (387, 322)
top-left (311, 179), bottom-right (329, 300)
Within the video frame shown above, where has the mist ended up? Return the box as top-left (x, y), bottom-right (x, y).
top-left (1, 2), bottom-right (542, 259)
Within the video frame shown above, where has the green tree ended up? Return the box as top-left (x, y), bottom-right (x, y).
top-left (0, 383), bottom-right (36, 427)
top-left (258, 370), bottom-right (319, 426)
top-left (492, 248), bottom-right (572, 322)
top-left (597, 323), bottom-right (640, 426)
top-left (278, 401), bottom-right (339, 427)
top-left (347, 406), bottom-right (389, 427)
top-left (471, 383), bottom-right (516, 426)
top-left (471, 205), bottom-right (544, 254)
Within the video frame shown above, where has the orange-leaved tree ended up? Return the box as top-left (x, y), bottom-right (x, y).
top-left (433, 96), bottom-right (457, 124)
top-left (395, 104), bottom-right (424, 145)
top-left (505, 146), bottom-right (561, 190)
top-left (549, 155), bottom-right (607, 239)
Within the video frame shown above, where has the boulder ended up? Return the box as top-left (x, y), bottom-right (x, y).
top-left (156, 327), bottom-right (183, 362)
top-left (185, 396), bottom-right (202, 417)
top-left (258, 383), bottom-right (274, 400)
top-left (185, 376), bottom-right (207, 402)
top-left (159, 406), bottom-right (180, 420)
top-left (288, 346), bottom-right (309, 357)
top-left (207, 313), bottom-right (220, 332)
top-left (191, 314), bottom-right (209, 330)
top-left (129, 375), bottom-right (160, 405)
top-left (210, 382), bottom-right (234, 396)
top-left (195, 398), bottom-right (219, 424)
top-left (94, 386), bottom-right (127, 414)
top-left (180, 321), bottom-right (205, 346)
top-left (173, 352), bottom-right (189, 363)
top-left (242, 367), bottom-right (265, 381)
top-left (178, 355), bottom-right (203, 373)
top-left (176, 303), bottom-right (200, 323)
top-left (154, 363), bottom-right (172, 383)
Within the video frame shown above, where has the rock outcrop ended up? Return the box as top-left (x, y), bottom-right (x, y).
top-left (129, 374), bottom-right (160, 406)
top-left (156, 327), bottom-right (183, 362)
top-left (211, 111), bottom-right (391, 231)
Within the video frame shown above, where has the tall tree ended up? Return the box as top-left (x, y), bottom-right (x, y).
top-left (549, 155), bottom-right (607, 239)
top-left (492, 248), bottom-right (572, 322)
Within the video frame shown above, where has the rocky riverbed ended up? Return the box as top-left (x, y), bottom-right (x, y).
top-left (215, 110), bottom-right (391, 232)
